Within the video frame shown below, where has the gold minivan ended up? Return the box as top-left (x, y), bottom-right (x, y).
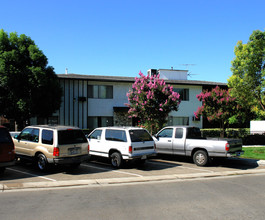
top-left (13, 125), bottom-right (89, 171)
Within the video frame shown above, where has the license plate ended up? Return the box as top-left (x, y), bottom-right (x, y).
top-left (68, 147), bottom-right (81, 155)
top-left (236, 152), bottom-right (243, 156)
top-left (141, 155), bottom-right (147, 159)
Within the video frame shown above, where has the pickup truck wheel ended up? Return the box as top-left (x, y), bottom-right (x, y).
top-left (110, 152), bottom-right (123, 168)
top-left (193, 150), bottom-right (209, 166)
top-left (37, 154), bottom-right (48, 171)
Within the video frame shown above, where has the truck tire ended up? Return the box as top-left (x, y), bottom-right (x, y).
top-left (193, 150), bottom-right (209, 166)
top-left (110, 152), bottom-right (123, 168)
top-left (37, 153), bottom-right (49, 171)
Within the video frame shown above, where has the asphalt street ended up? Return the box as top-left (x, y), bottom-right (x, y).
top-left (1, 173), bottom-right (265, 220)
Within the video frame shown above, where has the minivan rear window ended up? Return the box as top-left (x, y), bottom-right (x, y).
top-left (129, 130), bottom-right (153, 142)
top-left (0, 128), bottom-right (13, 144)
top-left (58, 130), bottom-right (87, 145)
top-left (105, 129), bottom-right (127, 142)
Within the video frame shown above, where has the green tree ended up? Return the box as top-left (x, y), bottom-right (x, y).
top-left (0, 29), bottom-right (62, 129)
top-left (194, 86), bottom-right (241, 137)
top-left (228, 30), bottom-right (265, 119)
top-left (127, 71), bottom-right (181, 134)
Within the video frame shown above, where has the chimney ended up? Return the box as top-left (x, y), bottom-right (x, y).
top-left (65, 68), bottom-right (68, 74)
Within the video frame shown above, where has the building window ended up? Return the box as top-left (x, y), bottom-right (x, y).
top-left (88, 117), bottom-right (114, 130)
top-left (173, 88), bottom-right (189, 101)
top-left (168, 116), bottom-right (189, 126)
top-left (88, 85), bottom-right (113, 99)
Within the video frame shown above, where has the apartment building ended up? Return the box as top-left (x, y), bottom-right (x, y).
top-left (33, 69), bottom-right (226, 131)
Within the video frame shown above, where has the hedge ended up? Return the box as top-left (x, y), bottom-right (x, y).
top-left (201, 128), bottom-right (265, 145)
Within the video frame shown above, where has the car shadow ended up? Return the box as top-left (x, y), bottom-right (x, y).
top-left (209, 157), bottom-right (260, 170)
top-left (0, 159), bottom-right (113, 181)
top-left (153, 154), bottom-right (260, 170)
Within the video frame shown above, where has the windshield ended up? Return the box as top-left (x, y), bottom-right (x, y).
top-left (129, 129), bottom-right (153, 142)
top-left (58, 130), bottom-right (87, 145)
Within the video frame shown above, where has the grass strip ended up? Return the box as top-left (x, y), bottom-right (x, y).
top-left (242, 147), bottom-right (265, 160)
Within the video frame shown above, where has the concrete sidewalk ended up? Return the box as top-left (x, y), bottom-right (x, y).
top-left (1, 160), bottom-right (265, 192)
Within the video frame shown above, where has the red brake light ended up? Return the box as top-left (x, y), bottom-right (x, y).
top-left (53, 147), bottom-right (60, 156)
top-left (225, 143), bottom-right (230, 151)
top-left (88, 144), bottom-right (90, 152)
top-left (129, 146), bottom-right (132, 154)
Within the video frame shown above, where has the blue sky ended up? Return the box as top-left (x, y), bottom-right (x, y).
top-left (1, 0), bottom-right (265, 83)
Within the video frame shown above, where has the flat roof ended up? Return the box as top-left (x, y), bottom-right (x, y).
top-left (57, 73), bottom-right (227, 86)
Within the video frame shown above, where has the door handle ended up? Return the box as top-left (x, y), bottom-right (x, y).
top-left (168, 140), bottom-right (172, 142)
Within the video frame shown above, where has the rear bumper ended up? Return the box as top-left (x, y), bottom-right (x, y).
top-left (227, 150), bottom-right (244, 157)
top-left (0, 160), bottom-right (16, 168)
top-left (123, 152), bottom-right (157, 160)
top-left (48, 155), bottom-right (89, 165)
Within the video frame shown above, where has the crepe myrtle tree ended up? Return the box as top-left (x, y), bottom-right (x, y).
top-left (194, 86), bottom-right (241, 138)
top-left (126, 71), bottom-right (181, 134)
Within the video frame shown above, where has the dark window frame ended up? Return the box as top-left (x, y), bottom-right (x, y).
top-left (87, 85), bottom-right (113, 99)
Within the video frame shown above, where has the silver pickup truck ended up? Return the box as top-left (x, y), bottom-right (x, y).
top-left (153, 126), bottom-right (244, 166)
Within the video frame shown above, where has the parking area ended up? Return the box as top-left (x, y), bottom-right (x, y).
top-left (1, 155), bottom-right (265, 187)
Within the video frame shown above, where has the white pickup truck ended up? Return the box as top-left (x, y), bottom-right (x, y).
top-left (154, 126), bottom-right (244, 166)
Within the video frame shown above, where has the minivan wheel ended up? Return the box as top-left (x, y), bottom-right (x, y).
top-left (193, 150), bottom-right (209, 166)
top-left (110, 152), bottom-right (123, 168)
top-left (37, 154), bottom-right (48, 171)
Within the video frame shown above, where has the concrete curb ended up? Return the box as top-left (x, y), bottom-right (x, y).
top-left (1, 168), bottom-right (265, 192)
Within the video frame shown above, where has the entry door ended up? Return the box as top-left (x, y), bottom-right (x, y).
top-left (88, 129), bottom-right (104, 156)
top-left (14, 128), bottom-right (40, 156)
top-left (155, 128), bottom-right (174, 154)
top-left (172, 128), bottom-right (186, 155)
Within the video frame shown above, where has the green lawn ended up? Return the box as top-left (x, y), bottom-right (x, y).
top-left (242, 147), bottom-right (265, 160)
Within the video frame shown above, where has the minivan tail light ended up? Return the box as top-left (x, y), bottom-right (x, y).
top-left (225, 143), bottom-right (230, 151)
top-left (88, 144), bottom-right (90, 152)
top-left (129, 146), bottom-right (132, 154)
top-left (53, 147), bottom-right (60, 156)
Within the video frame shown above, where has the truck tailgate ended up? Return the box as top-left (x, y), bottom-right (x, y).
top-left (227, 139), bottom-right (243, 152)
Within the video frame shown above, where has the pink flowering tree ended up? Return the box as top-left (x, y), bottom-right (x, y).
top-left (194, 86), bottom-right (241, 137)
top-left (126, 71), bottom-right (181, 134)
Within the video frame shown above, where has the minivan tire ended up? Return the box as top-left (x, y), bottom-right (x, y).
top-left (110, 152), bottom-right (123, 168)
top-left (37, 153), bottom-right (48, 171)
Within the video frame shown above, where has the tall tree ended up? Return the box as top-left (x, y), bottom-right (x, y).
top-left (228, 30), bottom-right (265, 119)
top-left (194, 86), bottom-right (241, 137)
top-left (0, 29), bottom-right (62, 129)
top-left (127, 71), bottom-right (181, 134)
